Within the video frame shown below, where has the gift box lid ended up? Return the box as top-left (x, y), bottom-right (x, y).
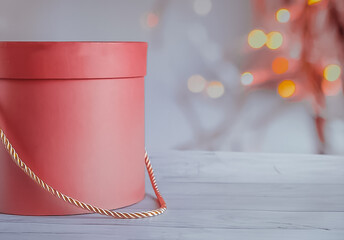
top-left (0, 41), bottom-right (147, 79)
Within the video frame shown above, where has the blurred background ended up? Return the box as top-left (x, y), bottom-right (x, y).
top-left (0, 0), bottom-right (343, 154)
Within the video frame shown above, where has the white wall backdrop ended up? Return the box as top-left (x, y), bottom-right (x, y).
top-left (0, 0), bottom-right (343, 154)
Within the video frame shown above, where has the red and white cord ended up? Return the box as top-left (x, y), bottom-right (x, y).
top-left (0, 129), bottom-right (166, 219)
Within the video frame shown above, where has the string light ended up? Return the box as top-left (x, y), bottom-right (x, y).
top-left (276, 9), bottom-right (290, 23)
top-left (248, 29), bottom-right (267, 49)
top-left (187, 75), bottom-right (207, 93)
top-left (193, 0), bottom-right (212, 16)
top-left (324, 64), bottom-right (341, 82)
top-left (308, 0), bottom-right (322, 5)
top-left (241, 72), bottom-right (254, 85)
top-left (272, 57), bottom-right (289, 74)
top-left (266, 32), bottom-right (283, 50)
top-left (206, 81), bottom-right (225, 98)
top-left (278, 80), bottom-right (296, 98)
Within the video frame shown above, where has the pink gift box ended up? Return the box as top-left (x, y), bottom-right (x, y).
top-left (0, 42), bottom-right (147, 215)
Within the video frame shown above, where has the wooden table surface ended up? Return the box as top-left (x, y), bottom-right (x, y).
top-left (1, 151), bottom-right (343, 239)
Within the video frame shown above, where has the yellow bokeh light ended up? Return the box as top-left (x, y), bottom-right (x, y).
top-left (272, 57), bottom-right (289, 74)
top-left (187, 74), bottom-right (207, 93)
top-left (278, 80), bottom-right (296, 98)
top-left (266, 32), bottom-right (283, 50)
top-left (308, 0), bottom-right (321, 5)
top-left (324, 64), bottom-right (341, 82)
top-left (206, 81), bottom-right (225, 98)
top-left (276, 9), bottom-right (290, 23)
top-left (248, 29), bottom-right (267, 49)
top-left (241, 72), bottom-right (254, 85)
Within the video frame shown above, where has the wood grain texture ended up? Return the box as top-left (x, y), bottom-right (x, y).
top-left (0, 151), bottom-right (343, 239)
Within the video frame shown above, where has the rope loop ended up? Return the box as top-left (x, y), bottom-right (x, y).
top-left (0, 129), bottom-right (166, 219)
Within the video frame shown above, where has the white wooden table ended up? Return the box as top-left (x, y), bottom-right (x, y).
top-left (1, 151), bottom-right (343, 239)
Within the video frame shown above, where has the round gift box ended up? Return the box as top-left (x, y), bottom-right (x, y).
top-left (0, 41), bottom-right (146, 215)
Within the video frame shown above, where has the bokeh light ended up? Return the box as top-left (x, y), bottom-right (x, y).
top-left (266, 32), bottom-right (283, 50)
top-left (324, 64), bottom-right (341, 82)
top-left (278, 80), bottom-right (296, 98)
top-left (272, 57), bottom-right (289, 74)
top-left (206, 81), bottom-right (225, 98)
top-left (241, 72), bottom-right (254, 85)
top-left (308, 0), bottom-right (322, 5)
top-left (193, 0), bottom-right (212, 16)
top-left (188, 75), bottom-right (207, 93)
top-left (276, 9), bottom-right (290, 23)
top-left (146, 13), bottom-right (159, 28)
top-left (248, 29), bottom-right (267, 49)
top-left (321, 78), bottom-right (342, 96)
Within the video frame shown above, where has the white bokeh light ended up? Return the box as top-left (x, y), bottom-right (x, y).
top-left (241, 72), bottom-right (254, 86)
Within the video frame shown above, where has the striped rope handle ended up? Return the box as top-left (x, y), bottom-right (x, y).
top-left (0, 129), bottom-right (166, 219)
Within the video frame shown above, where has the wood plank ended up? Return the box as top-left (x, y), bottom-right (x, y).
top-left (1, 224), bottom-right (343, 240)
top-left (149, 151), bottom-right (344, 184)
top-left (0, 151), bottom-right (343, 239)
top-left (1, 209), bottom-right (343, 229)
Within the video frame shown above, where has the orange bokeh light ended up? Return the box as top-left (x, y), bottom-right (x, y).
top-left (321, 78), bottom-right (342, 96)
top-left (278, 80), bottom-right (296, 98)
top-left (272, 57), bottom-right (289, 74)
top-left (147, 13), bottom-right (159, 28)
